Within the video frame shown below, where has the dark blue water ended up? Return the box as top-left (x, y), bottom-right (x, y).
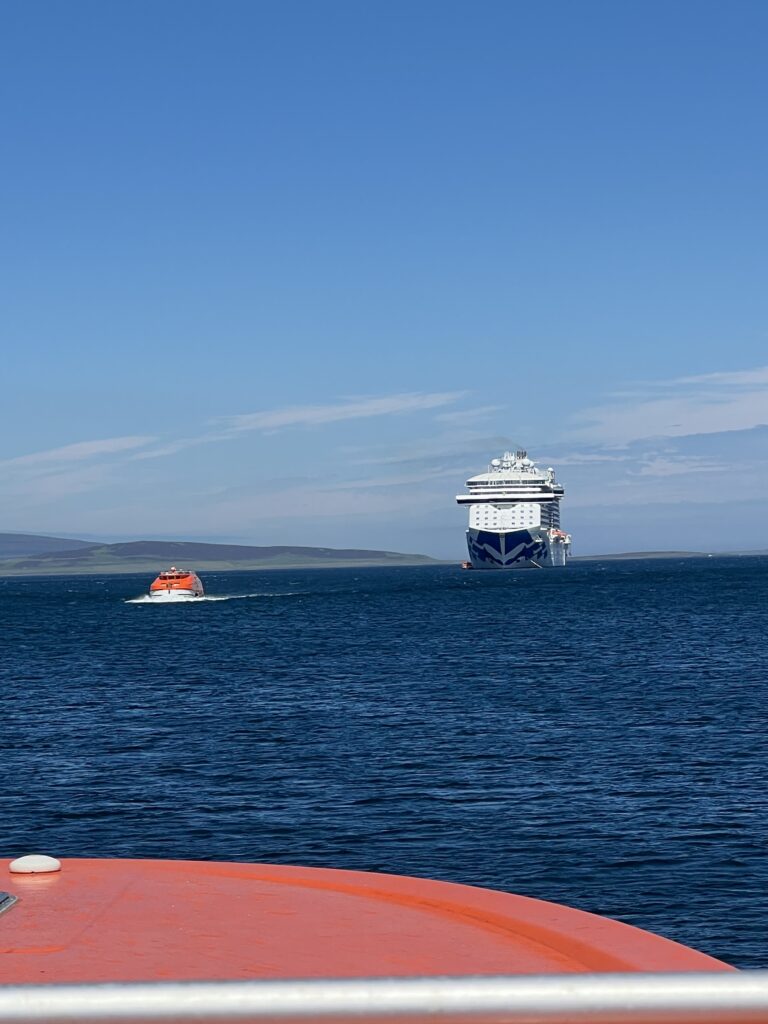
top-left (1, 559), bottom-right (766, 968)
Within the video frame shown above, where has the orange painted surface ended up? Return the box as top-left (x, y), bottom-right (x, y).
top-left (149, 569), bottom-right (203, 593)
top-left (0, 859), bottom-right (732, 984)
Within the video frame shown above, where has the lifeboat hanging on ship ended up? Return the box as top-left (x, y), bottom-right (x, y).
top-left (148, 566), bottom-right (204, 600)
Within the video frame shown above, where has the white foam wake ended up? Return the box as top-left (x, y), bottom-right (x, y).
top-left (124, 593), bottom-right (295, 605)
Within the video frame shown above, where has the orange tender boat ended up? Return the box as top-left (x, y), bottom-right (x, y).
top-left (0, 856), bottom-right (749, 1023)
top-left (148, 566), bottom-right (204, 600)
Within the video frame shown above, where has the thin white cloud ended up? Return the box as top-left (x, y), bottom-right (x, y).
top-left (538, 451), bottom-right (632, 465)
top-left (1, 436), bottom-right (155, 470)
top-left (634, 455), bottom-right (730, 477)
top-left (434, 405), bottom-right (506, 426)
top-left (127, 393), bottom-right (468, 462)
top-left (131, 442), bottom-right (190, 460)
top-left (560, 436), bottom-right (768, 508)
top-left (130, 435), bottom-right (223, 460)
top-left (324, 466), bottom-right (464, 491)
top-left (203, 482), bottom-right (447, 525)
top-left (0, 464), bottom-right (117, 502)
top-left (571, 365), bottom-right (768, 443)
top-left (345, 433), bottom-right (515, 468)
top-left (666, 366), bottom-right (768, 387)
top-left (222, 392), bottom-right (465, 433)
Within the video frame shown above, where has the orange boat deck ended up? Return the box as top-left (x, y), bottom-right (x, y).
top-left (0, 858), bottom-right (731, 985)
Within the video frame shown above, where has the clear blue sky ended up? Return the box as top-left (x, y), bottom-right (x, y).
top-left (2, 0), bottom-right (767, 556)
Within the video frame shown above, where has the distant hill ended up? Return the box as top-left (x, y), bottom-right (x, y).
top-left (0, 532), bottom-right (97, 558)
top-left (0, 536), bottom-right (437, 575)
top-left (574, 550), bottom-right (768, 560)
top-left (572, 550), bottom-right (707, 561)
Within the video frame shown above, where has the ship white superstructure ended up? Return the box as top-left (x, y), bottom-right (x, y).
top-left (456, 450), bottom-right (571, 569)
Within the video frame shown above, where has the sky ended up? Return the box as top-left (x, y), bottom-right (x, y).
top-left (1, 0), bottom-right (767, 557)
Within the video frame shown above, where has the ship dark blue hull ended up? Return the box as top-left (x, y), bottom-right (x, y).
top-left (466, 529), bottom-right (567, 569)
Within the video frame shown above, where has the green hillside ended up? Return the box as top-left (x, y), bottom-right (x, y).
top-left (0, 532), bottom-right (97, 558)
top-left (0, 537), bottom-right (437, 575)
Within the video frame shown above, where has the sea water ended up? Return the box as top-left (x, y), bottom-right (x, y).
top-left (1, 558), bottom-right (766, 967)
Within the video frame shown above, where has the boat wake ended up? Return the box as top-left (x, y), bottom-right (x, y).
top-left (125, 593), bottom-right (296, 605)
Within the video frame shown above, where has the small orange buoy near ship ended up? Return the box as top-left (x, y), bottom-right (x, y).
top-left (148, 566), bottom-right (204, 600)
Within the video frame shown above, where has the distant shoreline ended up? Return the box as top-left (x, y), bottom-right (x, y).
top-left (0, 560), bottom-right (440, 578)
top-left (0, 558), bottom-right (438, 578)
top-left (573, 550), bottom-right (765, 561)
top-left (0, 535), bottom-right (439, 577)
top-left (0, 531), bottom-right (764, 578)
top-left (573, 551), bottom-right (709, 561)
top-left (0, 550), bottom-right (765, 578)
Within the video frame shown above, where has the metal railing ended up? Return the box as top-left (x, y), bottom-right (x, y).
top-left (0, 972), bottom-right (767, 1023)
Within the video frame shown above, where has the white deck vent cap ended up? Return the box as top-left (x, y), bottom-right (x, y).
top-left (9, 854), bottom-right (61, 874)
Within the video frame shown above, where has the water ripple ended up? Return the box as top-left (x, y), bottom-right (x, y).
top-left (0, 558), bottom-right (766, 967)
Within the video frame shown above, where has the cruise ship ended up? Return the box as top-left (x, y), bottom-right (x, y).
top-left (456, 450), bottom-right (571, 569)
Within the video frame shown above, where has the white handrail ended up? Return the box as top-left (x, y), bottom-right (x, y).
top-left (0, 972), bottom-right (766, 1022)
